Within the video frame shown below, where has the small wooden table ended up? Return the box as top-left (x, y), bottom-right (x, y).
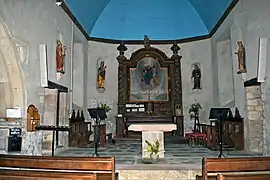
top-left (129, 124), bottom-right (176, 158)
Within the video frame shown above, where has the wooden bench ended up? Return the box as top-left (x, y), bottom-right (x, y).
top-left (217, 174), bottom-right (270, 180)
top-left (0, 154), bottom-right (116, 180)
top-left (196, 157), bottom-right (270, 180)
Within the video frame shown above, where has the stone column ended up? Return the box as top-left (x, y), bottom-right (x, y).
top-left (245, 85), bottom-right (264, 153)
top-left (0, 128), bottom-right (8, 154)
top-left (42, 88), bottom-right (58, 155)
top-left (58, 92), bottom-right (69, 147)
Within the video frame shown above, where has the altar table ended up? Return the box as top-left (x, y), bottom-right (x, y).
top-left (129, 124), bottom-right (176, 158)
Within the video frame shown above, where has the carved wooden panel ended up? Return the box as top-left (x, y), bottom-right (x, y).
top-left (116, 40), bottom-right (183, 117)
top-left (26, 105), bottom-right (40, 132)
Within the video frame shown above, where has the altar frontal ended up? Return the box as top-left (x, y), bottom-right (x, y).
top-left (129, 124), bottom-right (176, 158)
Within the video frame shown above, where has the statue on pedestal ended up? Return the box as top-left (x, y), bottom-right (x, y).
top-left (97, 61), bottom-right (107, 90)
top-left (144, 35), bottom-right (151, 49)
top-left (191, 63), bottom-right (201, 89)
top-left (235, 41), bottom-right (247, 74)
top-left (56, 40), bottom-right (66, 74)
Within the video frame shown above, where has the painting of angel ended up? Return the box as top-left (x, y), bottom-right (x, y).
top-left (129, 56), bottom-right (169, 102)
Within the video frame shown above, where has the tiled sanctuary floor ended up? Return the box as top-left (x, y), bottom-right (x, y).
top-left (56, 138), bottom-right (261, 170)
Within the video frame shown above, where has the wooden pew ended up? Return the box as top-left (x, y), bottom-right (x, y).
top-left (217, 174), bottom-right (270, 180)
top-left (196, 157), bottom-right (270, 180)
top-left (0, 155), bottom-right (116, 180)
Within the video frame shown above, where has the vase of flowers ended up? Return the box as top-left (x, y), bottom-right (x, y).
top-left (145, 139), bottom-right (160, 162)
top-left (188, 103), bottom-right (202, 131)
top-left (97, 103), bottom-right (111, 113)
top-left (97, 103), bottom-right (111, 120)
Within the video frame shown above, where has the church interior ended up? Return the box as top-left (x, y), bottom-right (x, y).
top-left (1, 0), bottom-right (270, 179)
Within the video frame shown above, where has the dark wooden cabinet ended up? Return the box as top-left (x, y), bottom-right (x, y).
top-left (126, 115), bottom-right (172, 125)
top-left (206, 118), bottom-right (244, 150)
top-left (116, 117), bottom-right (125, 137)
top-left (174, 116), bottom-right (184, 136)
top-left (223, 119), bottom-right (244, 150)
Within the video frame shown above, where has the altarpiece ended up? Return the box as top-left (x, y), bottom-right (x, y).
top-left (115, 37), bottom-right (184, 137)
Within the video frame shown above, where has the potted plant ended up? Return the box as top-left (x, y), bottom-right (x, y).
top-left (96, 103), bottom-right (111, 120)
top-left (188, 103), bottom-right (202, 117)
top-left (97, 103), bottom-right (111, 113)
top-left (145, 139), bottom-right (160, 162)
top-left (188, 103), bottom-right (202, 131)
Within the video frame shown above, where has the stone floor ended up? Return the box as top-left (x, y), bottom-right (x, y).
top-left (57, 138), bottom-right (261, 170)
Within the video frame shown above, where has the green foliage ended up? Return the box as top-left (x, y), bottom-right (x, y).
top-left (97, 103), bottom-right (111, 113)
top-left (188, 103), bottom-right (202, 115)
top-left (145, 139), bottom-right (160, 155)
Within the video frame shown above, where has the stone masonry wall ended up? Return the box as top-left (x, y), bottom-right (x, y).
top-left (245, 85), bottom-right (264, 153)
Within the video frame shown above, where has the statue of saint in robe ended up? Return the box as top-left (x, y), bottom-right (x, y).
top-left (56, 40), bottom-right (66, 74)
top-left (191, 64), bottom-right (201, 89)
top-left (97, 61), bottom-right (107, 89)
top-left (235, 41), bottom-right (247, 74)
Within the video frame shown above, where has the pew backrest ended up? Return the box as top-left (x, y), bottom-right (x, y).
top-left (217, 173), bottom-right (270, 180)
top-left (203, 157), bottom-right (270, 180)
top-left (0, 155), bottom-right (115, 180)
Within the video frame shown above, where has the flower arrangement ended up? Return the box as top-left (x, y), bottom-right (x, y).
top-left (97, 103), bottom-right (111, 113)
top-left (188, 103), bottom-right (202, 117)
top-left (145, 139), bottom-right (160, 155)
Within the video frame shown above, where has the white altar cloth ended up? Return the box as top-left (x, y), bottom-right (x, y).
top-left (129, 124), bottom-right (176, 158)
top-left (129, 124), bottom-right (176, 132)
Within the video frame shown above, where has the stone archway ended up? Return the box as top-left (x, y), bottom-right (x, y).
top-left (0, 18), bottom-right (26, 116)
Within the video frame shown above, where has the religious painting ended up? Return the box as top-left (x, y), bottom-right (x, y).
top-left (56, 39), bottom-right (66, 74)
top-left (191, 63), bottom-right (201, 89)
top-left (129, 56), bottom-right (169, 102)
top-left (96, 58), bottom-right (107, 92)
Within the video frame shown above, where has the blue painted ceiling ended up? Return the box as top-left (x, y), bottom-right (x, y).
top-left (65, 0), bottom-right (234, 41)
